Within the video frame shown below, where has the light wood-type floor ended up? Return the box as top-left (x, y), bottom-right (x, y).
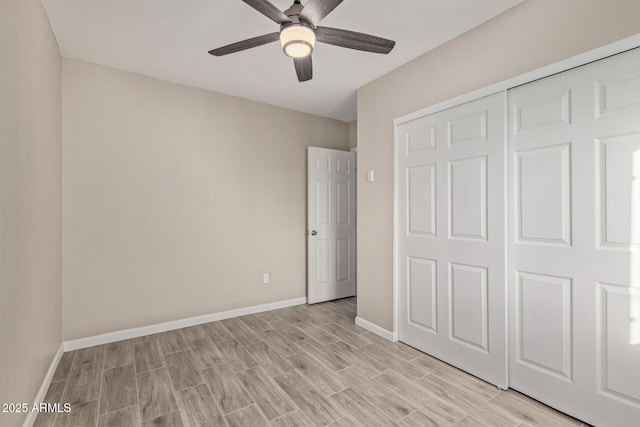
top-left (35, 298), bottom-right (587, 427)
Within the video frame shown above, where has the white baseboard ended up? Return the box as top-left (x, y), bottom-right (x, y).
top-left (23, 343), bottom-right (64, 427)
top-left (355, 316), bottom-right (397, 342)
top-left (64, 297), bottom-right (307, 351)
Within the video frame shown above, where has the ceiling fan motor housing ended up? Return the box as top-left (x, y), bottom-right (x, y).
top-left (283, 1), bottom-right (305, 21)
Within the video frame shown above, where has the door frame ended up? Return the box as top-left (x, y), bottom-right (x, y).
top-left (392, 33), bottom-right (640, 341)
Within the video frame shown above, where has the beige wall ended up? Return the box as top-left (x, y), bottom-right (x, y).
top-left (348, 121), bottom-right (358, 150)
top-left (62, 59), bottom-right (349, 340)
top-left (0, 0), bottom-right (62, 425)
top-left (356, 0), bottom-right (640, 330)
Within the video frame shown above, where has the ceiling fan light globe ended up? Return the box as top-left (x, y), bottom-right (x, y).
top-left (284, 41), bottom-right (312, 58)
top-left (280, 24), bottom-right (315, 58)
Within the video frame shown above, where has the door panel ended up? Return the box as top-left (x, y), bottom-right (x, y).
top-left (407, 256), bottom-right (437, 332)
top-left (407, 165), bottom-right (436, 237)
top-left (449, 156), bottom-right (487, 240)
top-left (515, 144), bottom-right (571, 245)
top-left (449, 262), bottom-right (488, 352)
top-left (508, 47), bottom-right (640, 426)
top-left (397, 92), bottom-right (506, 387)
top-left (307, 147), bottom-right (356, 304)
top-left (516, 271), bottom-right (572, 380)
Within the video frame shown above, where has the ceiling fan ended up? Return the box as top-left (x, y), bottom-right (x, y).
top-left (208, 0), bottom-right (396, 82)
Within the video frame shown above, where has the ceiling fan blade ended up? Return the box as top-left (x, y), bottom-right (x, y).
top-left (294, 56), bottom-right (313, 82)
top-left (316, 26), bottom-right (395, 54)
top-left (208, 32), bottom-right (280, 56)
top-left (241, 0), bottom-right (291, 24)
top-left (299, 0), bottom-right (343, 26)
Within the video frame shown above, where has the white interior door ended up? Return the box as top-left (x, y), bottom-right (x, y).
top-left (507, 47), bottom-right (640, 426)
top-left (307, 147), bottom-right (356, 304)
top-left (396, 93), bottom-right (507, 387)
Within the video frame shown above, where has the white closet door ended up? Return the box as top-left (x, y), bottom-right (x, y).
top-left (508, 47), bottom-right (640, 426)
top-left (397, 93), bottom-right (507, 387)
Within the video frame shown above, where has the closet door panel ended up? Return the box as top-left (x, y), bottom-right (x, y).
top-left (508, 47), bottom-right (640, 427)
top-left (397, 92), bottom-right (506, 387)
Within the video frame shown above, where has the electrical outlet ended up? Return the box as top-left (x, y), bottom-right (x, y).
top-left (263, 273), bottom-right (270, 284)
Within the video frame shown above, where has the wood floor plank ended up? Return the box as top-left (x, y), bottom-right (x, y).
top-left (225, 405), bottom-right (269, 427)
top-left (54, 400), bottom-right (98, 427)
top-left (329, 387), bottom-right (396, 427)
top-left (374, 370), bottom-right (466, 425)
top-left (416, 375), bottom-right (516, 427)
top-left (137, 367), bottom-right (178, 422)
top-left (273, 370), bottom-right (344, 427)
top-left (103, 340), bottom-right (133, 370)
top-left (221, 317), bottom-right (262, 346)
top-left (275, 306), bottom-right (310, 323)
top-left (244, 341), bottom-right (293, 377)
top-left (326, 416), bottom-right (360, 427)
top-left (100, 364), bottom-right (137, 414)
top-left (396, 410), bottom-right (457, 427)
top-left (235, 367), bottom-right (296, 420)
top-left (63, 362), bottom-right (102, 406)
top-left (251, 309), bottom-right (281, 325)
top-left (326, 341), bottom-right (387, 376)
top-left (155, 330), bottom-right (190, 355)
top-left (294, 339), bottom-right (351, 371)
top-left (188, 336), bottom-right (226, 369)
top-left (489, 391), bottom-right (579, 427)
top-left (452, 415), bottom-right (492, 427)
top-left (503, 390), bottom-right (582, 425)
top-left (296, 305), bottom-right (335, 324)
top-left (331, 317), bottom-right (368, 336)
top-left (305, 303), bottom-right (341, 319)
top-left (42, 379), bottom-right (67, 404)
top-left (238, 313), bottom-right (271, 333)
top-left (361, 333), bottom-right (424, 360)
top-left (293, 322), bottom-right (340, 346)
top-left (359, 344), bottom-right (427, 381)
top-left (141, 411), bottom-right (183, 427)
top-left (180, 325), bottom-right (210, 342)
top-left (133, 337), bottom-right (164, 373)
top-left (73, 346), bottom-right (105, 366)
top-left (337, 366), bottom-right (415, 422)
top-left (98, 405), bottom-right (139, 427)
top-left (216, 339), bottom-right (258, 372)
top-left (164, 350), bottom-right (204, 391)
top-left (315, 303), bottom-right (355, 322)
top-left (409, 354), bottom-right (452, 376)
top-left (287, 352), bottom-right (345, 396)
top-left (202, 364), bottom-right (254, 415)
top-left (270, 410), bottom-right (315, 427)
top-left (52, 351), bottom-right (76, 382)
top-left (176, 383), bottom-right (226, 427)
top-left (203, 321), bottom-right (232, 342)
top-left (259, 329), bottom-right (301, 358)
top-left (411, 354), bottom-right (498, 400)
top-left (268, 319), bottom-right (310, 342)
top-left (319, 323), bottom-right (371, 348)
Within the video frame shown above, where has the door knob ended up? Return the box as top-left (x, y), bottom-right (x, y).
top-left (310, 230), bottom-right (318, 236)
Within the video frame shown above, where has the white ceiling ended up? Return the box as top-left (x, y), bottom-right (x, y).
top-left (42, 0), bottom-right (523, 121)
